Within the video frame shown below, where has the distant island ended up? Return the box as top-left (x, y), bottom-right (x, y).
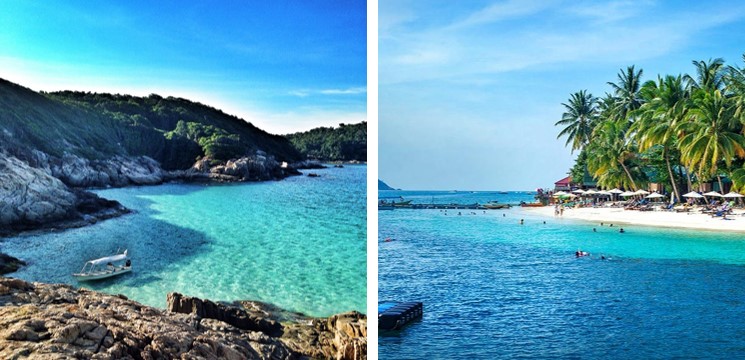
top-left (378, 180), bottom-right (396, 190)
top-left (0, 77), bottom-right (365, 236)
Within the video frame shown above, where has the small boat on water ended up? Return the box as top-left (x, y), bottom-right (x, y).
top-left (483, 201), bottom-right (511, 209)
top-left (520, 202), bottom-right (544, 207)
top-left (73, 249), bottom-right (131, 281)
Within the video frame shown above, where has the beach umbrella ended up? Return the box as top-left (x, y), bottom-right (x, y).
top-left (682, 192), bottom-right (704, 198)
top-left (597, 190), bottom-right (612, 196)
top-left (724, 192), bottom-right (745, 198)
top-left (609, 188), bottom-right (623, 194)
top-left (703, 191), bottom-right (723, 197)
top-left (634, 189), bottom-right (650, 195)
top-left (571, 189), bottom-right (586, 194)
top-left (646, 192), bottom-right (665, 198)
top-left (620, 191), bottom-right (636, 197)
top-left (584, 189), bottom-right (598, 195)
top-left (553, 191), bottom-right (568, 197)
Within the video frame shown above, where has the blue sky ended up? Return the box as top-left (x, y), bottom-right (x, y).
top-left (0, 1), bottom-right (366, 134)
top-left (379, 0), bottom-right (745, 191)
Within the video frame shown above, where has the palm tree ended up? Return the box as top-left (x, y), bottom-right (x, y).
top-left (632, 75), bottom-right (688, 202)
top-left (725, 54), bottom-right (745, 123)
top-left (678, 88), bottom-right (744, 191)
top-left (685, 58), bottom-right (726, 92)
top-left (607, 66), bottom-right (644, 124)
top-left (586, 118), bottom-right (640, 189)
top-left (555, 90), bottom-right (597, 152)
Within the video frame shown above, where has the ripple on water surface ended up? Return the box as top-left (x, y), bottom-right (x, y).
top-left (3, 166), bottom-right (366, 317)
top-left (379, 191), bottom-right (745, 359)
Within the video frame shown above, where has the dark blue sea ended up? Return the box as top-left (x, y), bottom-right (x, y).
top-left (379, 190), bottom-right (745, 359)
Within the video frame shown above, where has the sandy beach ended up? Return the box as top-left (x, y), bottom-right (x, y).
top-left (523, 205), bottom-right (745, 233)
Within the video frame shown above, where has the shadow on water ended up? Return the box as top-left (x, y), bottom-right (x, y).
top-left (2, 187), bottom-right (213, 300)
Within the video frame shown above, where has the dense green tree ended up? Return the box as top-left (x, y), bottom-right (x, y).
top-left (286, 122), bottom-right (366, 161)
top-left (632, 75), bottom-right (689, 202)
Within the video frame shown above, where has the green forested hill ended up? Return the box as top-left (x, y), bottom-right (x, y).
top-left (0, 78), bottom-right (302, 170)
top-left (286, 122), bottom-right (366, 161)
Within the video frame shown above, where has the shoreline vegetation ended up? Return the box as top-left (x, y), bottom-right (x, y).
top-left (555, 55), bottom-right (745, 202)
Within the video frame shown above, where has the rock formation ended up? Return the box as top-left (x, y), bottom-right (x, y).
top-left (0, 151), bottom-right (129, 236)
top-left (0, 277), bottom-right (366, 359)
top-left (0, 254), bottom-right (25, 276)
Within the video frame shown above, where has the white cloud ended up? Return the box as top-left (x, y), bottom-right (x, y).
top-left (380, 1), bottom-right (745, 85)
top-left (289, 86), bottom-right (367, 97)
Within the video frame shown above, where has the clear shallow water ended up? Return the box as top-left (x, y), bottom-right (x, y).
top-left (2, 165), bottom-right (366, 317)
top-left (379, 191), bottom-right (745, 359)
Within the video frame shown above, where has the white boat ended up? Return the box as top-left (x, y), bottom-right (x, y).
top-left (73, 249), bottom-right (131, 281)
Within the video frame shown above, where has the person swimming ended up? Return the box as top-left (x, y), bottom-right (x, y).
top-left (619, 228), bottom-right (625, 233)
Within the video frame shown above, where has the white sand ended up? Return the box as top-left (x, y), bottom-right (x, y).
top-left (522, 205), bottom-right (745, 232)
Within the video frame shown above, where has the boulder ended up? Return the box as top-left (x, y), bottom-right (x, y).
top-left (0, 253), bottom-right (26, 275)
top-left (0, 152), bottom-right (77, 226)
top-left (50, 154), bottom-right (164, 188)
top-left (167, 293), bottom-right (283, 336)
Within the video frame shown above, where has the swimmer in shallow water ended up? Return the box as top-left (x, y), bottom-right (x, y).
top-left (619, 228), bottom-right (625, 233)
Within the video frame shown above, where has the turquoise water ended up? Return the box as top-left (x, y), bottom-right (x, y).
top-left (379, 190), bottom-right (745, 359)
top-left (2, 165), bottom-right (366, 317)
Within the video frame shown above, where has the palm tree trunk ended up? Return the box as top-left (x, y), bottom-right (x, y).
top-left (717, 175), bottom-right (724, 194)
top-left (619, 161), bottom-right (638, 190)
top-left (686, 167), bottom-right (694, 192)
top-left (663, 147), bottom-right (680, 203)
top-left (677, 166), bottom-right (687, 194)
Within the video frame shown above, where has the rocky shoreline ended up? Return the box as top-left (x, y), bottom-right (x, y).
top-left (0, 150), bottom-right (310, 236)
top-left (0, 277), bottom-right (366, 359)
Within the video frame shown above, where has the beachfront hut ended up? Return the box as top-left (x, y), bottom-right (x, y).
top-left (554, 176), bottom-right (572, 191)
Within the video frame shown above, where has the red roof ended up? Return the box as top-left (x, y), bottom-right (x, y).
top-left (554, 176), bottom-right (572, 186)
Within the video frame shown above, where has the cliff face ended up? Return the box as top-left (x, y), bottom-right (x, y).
top-left (0, 152), bottom-right (129, 234)
top-left (0, 277), bottom-right (366, 360)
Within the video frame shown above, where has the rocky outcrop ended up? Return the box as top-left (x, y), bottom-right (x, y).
top-left (0, 153), bottom-right (77, 226)
top-left (291, 160), bottom-right (327, 170)
top-left (191, 154), bottom-right (300, 182)
top-left (0, 278), bottom-right (366, 359)
top-left (167, 293), bottom-right (283, 337)
top-left (0, 254), bottom-right (25, 275)
top-left (49, 154), bottom-right (164, 188)
top-left (0, 152), bottom-right (129, 237)
top-left (281, 312), bottom-right (367, 360)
